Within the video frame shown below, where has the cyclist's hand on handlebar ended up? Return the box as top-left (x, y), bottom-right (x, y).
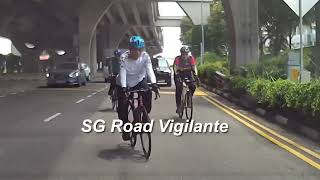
top-left (195, 76), bottom-right (201, 87)
top-left (151, 83), bottom-right (160, 100)
top-left (122, 87), bottom-right (129, 97)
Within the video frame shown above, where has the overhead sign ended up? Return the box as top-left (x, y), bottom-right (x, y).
top-left (282, 0), bottom-right (319, 17)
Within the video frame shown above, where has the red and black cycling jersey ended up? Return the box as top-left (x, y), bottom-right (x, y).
top-left (173, 55), bottom-right (197, 75)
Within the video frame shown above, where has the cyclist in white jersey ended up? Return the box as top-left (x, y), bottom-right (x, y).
top-left (116, 36), bottom-right (159, 141)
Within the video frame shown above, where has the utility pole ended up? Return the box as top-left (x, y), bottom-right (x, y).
top-left (299, 0), bottom-right (304, 82)
top-left (201, 0), bottom-right (204, 65)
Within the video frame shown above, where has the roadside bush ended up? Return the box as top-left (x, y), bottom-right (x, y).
top-left (228, 76), bottom-right (251, 96)
top-left (198, 60), bottom-right (229, 86)
top-left (285, 83), bottom-right (310, 112)
top-left (197, 52), bottom-right (226, 65)
top-left (258, 79), bottom-right (294, 108)
top-left (246, 54), bottom-right (287, 80)
top-left (247, 78), bottom-right (270, 104)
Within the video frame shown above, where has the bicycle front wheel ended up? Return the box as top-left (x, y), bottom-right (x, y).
top-left (111, 90), bottom-right (118, 111)
top-left (137, 107), bottom-right (152, 160)
top-left (178, 93), bottom-right (184, 118)
top-left (128, 103), bottom-right (137, 148)
top-left (185, 91), bottom-right (193, 120)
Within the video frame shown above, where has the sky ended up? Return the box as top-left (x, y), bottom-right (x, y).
top-left (0, 2), bottom-right (185, 63)
top-left (157, 2), bottom-right (186, 64)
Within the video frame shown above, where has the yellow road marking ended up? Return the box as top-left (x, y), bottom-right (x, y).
top-left (200, 90), bottom-right (320, 160)
top-left (159, 91), bottom-right (175, 95)
top-left (159, 89), bottom-right (207, 96)
top-left (202, 96), bottom-right (320, 170)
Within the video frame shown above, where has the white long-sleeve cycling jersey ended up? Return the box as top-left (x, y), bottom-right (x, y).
top-left (117, 51), bottom-right (157, 88)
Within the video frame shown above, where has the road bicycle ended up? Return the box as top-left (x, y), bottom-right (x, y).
top-left (110, 87), bottom-right (118, 111)
top-left (108, 75), bottom-right (118, 111)
top-left (126, 88), bottom-right (159, 160)
top-left (177, 77), bottom-right (195, 120)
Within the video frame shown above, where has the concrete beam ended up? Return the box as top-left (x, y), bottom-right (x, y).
top-left (155, 16), bottom-right (184, 27)
top-left (105, 23), bottom-right (132, 48)
top-left (155, 19), bottom-right (182, 27)
top-left (116, 2), bottom-right (129, 24)
top-left (131, 1), bottom-right (151, 39)
top-left (105, 10), bottom-right (115, 24)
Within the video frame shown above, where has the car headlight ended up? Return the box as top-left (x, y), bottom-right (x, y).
top-left (46, 73), bottom-right (50, 78)
top-left (69, 71), bottom-right (79, 78)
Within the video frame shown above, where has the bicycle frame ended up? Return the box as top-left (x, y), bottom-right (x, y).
top-left (178, 77), bottom-right (196, 119)
top-left (180, 77), bottom-right (194, 104)
top-left (127, 91), bottom-right (144, 110)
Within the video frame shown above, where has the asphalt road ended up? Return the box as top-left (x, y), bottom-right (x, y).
top-left (0, 82), bottom-right (319, 180)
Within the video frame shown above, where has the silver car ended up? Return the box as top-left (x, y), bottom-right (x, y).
top-left (46, 63), bottom-right (87, 87)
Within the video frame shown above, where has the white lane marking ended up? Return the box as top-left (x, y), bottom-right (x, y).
top-left (92, 92), bottom-right (97, 95)
top-left (76, 99), bottom-right (85, 104)
top-left (20, 90), bottom-right (25, 93)
top-left (44, 113), bottom-right (62, 122)
top-left (10, 93), bottom-right (17, 95)
top-left (0, 96), bottom-right (5, 98)
top-left (87, 95), bottom-right (92, 98)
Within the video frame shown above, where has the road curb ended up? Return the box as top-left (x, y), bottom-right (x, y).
top-left (256, 108), bottom-right (266, 116)
top-left (300, 126), bottom-right (320, 141)
top-left (274, 115), bottom-right (288, 126)
top-left (200, 84), bottom-right (320, 142)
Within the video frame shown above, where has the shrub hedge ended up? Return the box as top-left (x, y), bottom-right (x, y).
top-left (198, 60), bottom-right (229, 86)
top-left (198, 51), bottom-right (320, 122)
top-left (228, 77), bottom-right (320, 119)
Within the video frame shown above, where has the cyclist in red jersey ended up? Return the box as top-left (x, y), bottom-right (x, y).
top-left (173, 46), bottom-right (200, 114)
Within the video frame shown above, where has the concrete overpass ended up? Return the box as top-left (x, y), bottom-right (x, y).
top-left (0, 0), bottom-right (259, 74)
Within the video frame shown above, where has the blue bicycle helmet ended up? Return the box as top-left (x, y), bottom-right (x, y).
top-left (114, 49), bottom-right (122, 57)
top-left (129, 36), bottom-right (145, 49)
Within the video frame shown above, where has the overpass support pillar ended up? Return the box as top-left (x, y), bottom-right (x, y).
top-left (78, 0), bottom-right (113, 73)
top-left (90, 31), bottom-right (98, 74)
top-left (223, 0), bottom-right (259, 71)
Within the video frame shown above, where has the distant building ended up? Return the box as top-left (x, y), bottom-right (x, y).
top-left (290, 24), bottom-right (316, 49)
top-left (263, 24), bottom-right (317, 52)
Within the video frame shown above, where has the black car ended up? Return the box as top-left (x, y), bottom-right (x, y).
top-left (46, 62), bottom-right (87, 87)
top-left (152, 57), bottom-right (172, 87)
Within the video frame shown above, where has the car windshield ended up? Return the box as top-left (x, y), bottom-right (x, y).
top-left (56, 63), bottom-right (78, 70)
top-left (158, 59), bottom-right (168, 68)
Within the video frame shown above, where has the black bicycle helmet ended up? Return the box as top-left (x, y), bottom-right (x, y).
top-left (114, 49), bottom-right (122, 57)
top-left (180, 46), bottom-right (190, 54)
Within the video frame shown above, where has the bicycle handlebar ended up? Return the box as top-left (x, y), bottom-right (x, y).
top-left (127, 88), bottom-right (151, 94)
top-left (126, 88), bottom-right (160, 100)
top-left (179, 77), bottom-right (196, 83)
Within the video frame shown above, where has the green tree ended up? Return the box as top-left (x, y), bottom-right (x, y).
top-left (259, 0), bottom-right (299, 55)
top-left (180, 17), bottom-right (193, 46)
top-left (206, 0), bottom-right (228, 56)
top-left (315, 2), bottom-right (320, 46)
top-left (179, 0), bottom-right (228, 56)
